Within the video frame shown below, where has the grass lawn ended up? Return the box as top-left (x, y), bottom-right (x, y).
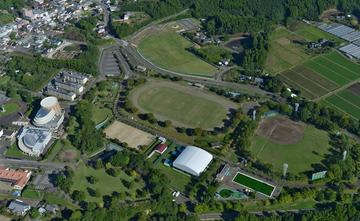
top-left (5, 143), bottom-right (39, 160)
top-left (0, 13), bottom-right (13, 25)
top-left (92, 106), bottom-right (112, 124)
top-left (0, 102), bottom-right (19, 116)
top-left (71, 161), bottom-right (144, 203)
top-left (44, 192), bottom-right (79, 210)
top-left (135, 85), bottom-right (228, 129)
top-left (154, 164), bottom-right (191, 192)
top-left (251, 126), bottom-right (330, 174)
top-left (233, 172), bottom-right (275, 197)
top-left (22, 188), bottom-right (44, 199)
top-left (138, 31), bottom-right (217, 77)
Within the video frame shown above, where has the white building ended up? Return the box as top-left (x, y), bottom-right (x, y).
top-left (33, 97), bottom-right (64, 129)
top-left (173, 146), bottom-right (213, 176)
top-left (17, 127), bottom-right (52, 156)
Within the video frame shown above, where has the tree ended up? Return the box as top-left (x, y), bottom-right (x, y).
top-left (87, 176), bottom-right (98, 184)
top-left (194, 127), bottom-right (203, 136)
top-left (164, 120), bottom-right (172, 127)
top-left (109, 152), bottom-right (130, 167)
top-left (72, 190), bottom-right (85, 202)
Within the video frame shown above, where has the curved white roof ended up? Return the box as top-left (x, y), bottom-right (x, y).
top-left (173, 146), bottom-right (213, 176)
top-left (40, 96), bottom-right (58, 109)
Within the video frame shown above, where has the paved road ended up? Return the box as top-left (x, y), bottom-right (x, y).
top-left (0, 158), bottom-right (68, 170)
top-left (122, 45), bottom-right (272, 97)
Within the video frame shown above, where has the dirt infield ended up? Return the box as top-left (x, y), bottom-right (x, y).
top-left (348, 83), bottom-right (360, 96)
top-left (104, 121), bottom-right (155, 149)
top-left (257, 116), bottom-right (306, 145)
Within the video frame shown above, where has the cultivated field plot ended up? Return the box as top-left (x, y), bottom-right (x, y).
top-left (323, 84), bottom-right (360, 120)
top-left (104, 121), bottom-right (155, 149)
top-left (278, 51), bottom-right (360, 99)
top-left (251, 116), bottom-right (330, 174)
top-left (138, 30), bottom-right (217, 77)
top-left (232, 172), bottom-right (275, 197)
top-left (130, 80), bottom-right (237, 129)
top-left (295, 24), bottom-right (343, 44)
top-left (265, 28), bottom-right (313, 74)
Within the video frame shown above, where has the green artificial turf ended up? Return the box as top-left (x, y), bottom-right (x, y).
top-left (233, 173), bottom-right (275, 197)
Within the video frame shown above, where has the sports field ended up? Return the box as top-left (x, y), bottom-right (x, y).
top-left (278, 51), bottom-right (360, 99)
top-left (130, 80), bottom-right (237, 129)
top-left (233, 172), bottom-right (275, 197)
top-left (104, 121), bottom-right (155, 149)
top-left (322, 84), bottom-right (360, 120)
top-left (251, 116), bottom-right (330, 174)
top-left (138, 31), bottom-right (217, 77)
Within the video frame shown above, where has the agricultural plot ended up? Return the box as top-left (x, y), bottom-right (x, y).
top-left (265, 28), bottom-right (312, 74)
top-left (233, 172), bottom-right (275, 197)
top-left (323, 85), bottom-right (360, 120)
top-left (138, 30), bottom-right (217, 77)
top-left (295, 24), bottom-right (343, 44)
top-left (251, 116), bottom-right (331, 174)
top-left (278, 51), bottom-right (360, 99)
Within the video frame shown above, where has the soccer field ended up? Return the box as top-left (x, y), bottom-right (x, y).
top-left (233, 172), bottom-right (275, 197)
top-left (130, 80), bottom-right (236, 129)
top-left (138, 31), bottom-right (217, 77)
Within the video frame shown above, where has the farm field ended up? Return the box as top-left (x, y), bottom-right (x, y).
top-left (323, 85), bottom-right (360, 120)
top-left (233, 172), bottom-right (275, 197)
top-left (251, 116), bottom-right (330, 174)
top-left (265, 28), bottom-right (312, 74)
top-left (138, 31), bottom-right (217, 77)
top-left (278, 51), bottom-right (360, 99)
top-left (130, 80), bottom-right (237, 129)
top-left (294, 24), bottom-right (343, 43)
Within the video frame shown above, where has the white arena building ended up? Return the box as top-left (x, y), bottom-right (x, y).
top-left (17, 127), bottom-right (52, 156)
top-left (173, 146), bottom-right (213, 176)
top-left (33, 97), bottom-right (64, 129)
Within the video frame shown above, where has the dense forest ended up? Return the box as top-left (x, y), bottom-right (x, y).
top-left (192, 0), bottom-right (360, 34)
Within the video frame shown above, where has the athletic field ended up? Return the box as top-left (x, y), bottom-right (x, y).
top-left (278, 51), bottom-right (360, 100)
top-left (251, 116), bottom-right (330, 174)
top-left (233, 172), bottom-right (275, 197)
top-left (322, 83), bottom-right (360, 120)
top-left (130, 80), bottom-right (237, 129)
top-left (138, 31), bottom-right (217, 77)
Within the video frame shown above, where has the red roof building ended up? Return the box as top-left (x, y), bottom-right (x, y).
top-left (0, 168), bottom-right (32, 190)
top-left (155, 144), bottom-right (168, 155)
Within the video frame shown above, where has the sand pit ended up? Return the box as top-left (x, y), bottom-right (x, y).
top-left (104, 121), bottom-right (155, 149)
top-left (257, 116), bottom-right (305, 145)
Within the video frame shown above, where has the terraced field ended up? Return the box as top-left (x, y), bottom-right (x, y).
top-left (278, 51), bottom-right (360, 99)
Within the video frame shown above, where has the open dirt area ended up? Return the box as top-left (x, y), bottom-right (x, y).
top-left (348, 83), bottom-right (360, 96)
top-left (257, 116), bottom-right (306, 145)
top-left (104, 121), bottom-right (155, 149)
top-left (59, 150), bottom-right (77, 162)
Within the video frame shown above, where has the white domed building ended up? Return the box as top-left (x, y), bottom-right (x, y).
top-left (33, 97), bottom-right (64, 130)
top-left (17, 127), bottom-right (52, 156)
